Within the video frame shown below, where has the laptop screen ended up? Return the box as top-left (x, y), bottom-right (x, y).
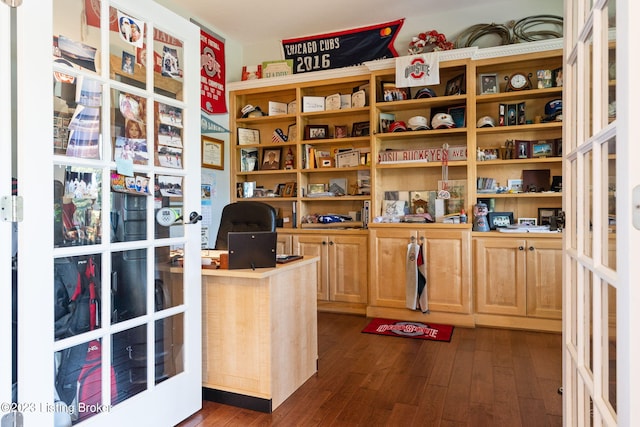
top-left (227, 231), bottom-right (277, 269)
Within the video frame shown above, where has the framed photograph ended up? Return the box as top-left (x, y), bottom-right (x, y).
top-left (518, 217), bottom-right (538, 226)
top-left (304, 124), bottom-right (329, 140)
top-left (201, 136), bottom-right (224, 170)
top-left (553, 67), bottom-right (563, 87)
top-left (334, 125), bottom-right (349, 139)
top-left (538, 208), bottom-right (561, 226)
top-left (487, 211), bottom-right (514, 229)
top-left (380, 81), bottom-right (411, 101)
top-left (515, 140), bottom-right (530, 159)
top-left (531, 140), bottom-right (555, 158)
top-left (447, 105), bottom-right (466, 128)
top-left (379, 112), bottom-right (395, 133)
top-left (261, 148), bottom-right (281, 170)
top-left (352, 121), bottom-right (370, 137)
top-left (507, 179), bottom-right (524, 193)
top-left (479, 73), bottom-right (499, 94)
top-left (318, 156), bottom-right (334, 168)
top-left (121, 51), bottom-right (135, 75)
top-left (445, 73), bottom-right (465, 96)
top-left (307, 183), bottom-right (326, 194)
top-left (237, 127), bottom-right (260, 145)
top-left (283, 181), bottom-right (296, 197)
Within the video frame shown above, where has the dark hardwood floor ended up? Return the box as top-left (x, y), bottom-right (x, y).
top-left (178, 312), bottom-right (562, 427)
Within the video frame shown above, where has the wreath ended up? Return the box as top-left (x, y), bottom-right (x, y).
top-left (408, 30), bottom-right (454, 55)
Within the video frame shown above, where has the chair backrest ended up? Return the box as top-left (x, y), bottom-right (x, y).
top-left (214, 201), bottom-right (277, 249)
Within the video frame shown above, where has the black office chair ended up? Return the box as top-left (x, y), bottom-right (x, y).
top-left (214, 201), bottom-right (277, 250)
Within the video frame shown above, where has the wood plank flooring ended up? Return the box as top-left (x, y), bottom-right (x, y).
top-left (178, 312), bottom-right (562, 427)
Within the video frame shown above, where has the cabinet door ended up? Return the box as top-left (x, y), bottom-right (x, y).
top-left (369, 228), bottom-right (417, 308)
top-left (525, 238), bottom-right (562, 319)
top-left (277, 233), bottom-right (292, 255)
top-left (475, 237), bottom-right (527, 316)
top-left (293, 234), bottom-right (328, 300)
top-left (328, 235), bottom-right (368, 303)
top-left (420, 229), bottom-right (472, 314)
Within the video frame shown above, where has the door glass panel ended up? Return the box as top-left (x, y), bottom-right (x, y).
top-left (568, 62), bottom-right (578, 153)
top-left (583, 151), bottom-right (593, 258)
top-left (53, 0), bottom-right (100, 74)
top-left (53, 73), bottom-right (103, 159)
top-left (110, 192), bottom-right (148, 243)
top-left (155, 246), bottom-right (183, 309)
top-left (109, 7), bottom-right (146, 90)
top-left (606, 5), bottom-right (616, 124)
top-left (155, 175), bottom-right (185, 238)
top-left (111, 89), bottom-right (149, 165)
top-left (570, 258), bottom-right (578, 347)
top-left (153, 29), bottom-right (184, 101)
top-left (570, 158), bottom-right (578, 250)
top-left (603, 137), bottom-right (616, 269)
top-left (111, 249), bottom-right (147, 323)
top-left (156, 313), bottom-right (184, 382)
top-left (155, 101), bottom-right (184, 168)
top-left (112, 324), bottom-right (147, 403)
top-left (54, 165), bottom-right (102, 247)
top-left (604, 282), bottom-right (617, 414)
top-left (584, 32), bottom-right (594, 139)
top-left (584, 268), bottom-right (593, 376)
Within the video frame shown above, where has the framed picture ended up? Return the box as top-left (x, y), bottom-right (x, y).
top-left (121, 51), bottom-right (135, 75)
top-left (261, 148), bottom-right (281, 170)
top-left (538, 208), bottom-right (561, 226)
top-left (515, 140), bottom-right (530, 158)
top-left (447, 105), bottom-right (466, 128)
top-left (352, 121), bottom-right (370, 137)
top-left (553, 67), bottom-right (563, 87)
top-left (201, 135), bottom-right (224, 170)
top-left (445, 73), bottom-right (465, 96)
top-left (237, 127), bottom-right (260, 145)
top-left (379, 112), bottom-right (395, 133)
top-left (380, 81), bottom-right (411, 101)
top-left (334, 125), bottom-right (349, 138)
top-left (479, 73), bottom-right (499, 94)
top-left (487, 211), bottom-right (514, 229)
top-left (531, 140), bottom-right (555, 158)
top-left (283, 181), bottom-right (296, 197)
top-left (307, 183), bottom-right (326, 194)
top-left (507, 178), bottom-right (524, 193)
top-left (304, 124), bottom-right (329, 140)
top-left (518, 217), bottom-right (538, 226)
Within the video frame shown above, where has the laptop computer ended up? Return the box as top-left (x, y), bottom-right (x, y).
top-left (227, 231), bottom-right (277, 269)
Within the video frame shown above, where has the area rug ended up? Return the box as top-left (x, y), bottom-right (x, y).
top-left (361, 318), bottom-right (454, 342)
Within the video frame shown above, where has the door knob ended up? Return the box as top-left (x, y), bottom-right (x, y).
top-left (187, 211), bottom-right (203, 224)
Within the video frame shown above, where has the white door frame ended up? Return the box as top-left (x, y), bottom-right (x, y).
top-left (14, 0), bottom-right (202, 424)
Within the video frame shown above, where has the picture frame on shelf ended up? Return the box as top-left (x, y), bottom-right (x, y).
top-left (240, 147), bottom-right (259, 172)
top-left (352, 121), bottom-right (370, 137)
top-left (304, 124), bottom-right (329, 140)
top-left (531, 140), bottom-right (555, 158)
top-left (445, 73), bottom-right (465, 96)
top-left (380, 81), bottom-right (410, 101)
top-left (307, 183), bottom-right (326, 194)
top-left (287, 123), bottom-right (297, 142)
top-left (447, 105), bottom-right (466, 128)
top-left (237, 127), bottom-right (260, 145)
top-left (261, 148), bottom-right (281, 170)
top-left (334, 124), bottom-right (349, 138)
top-left (538, 207), bottom-right (561, 226)
top-left (487, 211), bottom-right (514, 230)
top-left (379, 112), bottom-right (395, 133)
top-left (283, 181), bottom-right (296, 197)
top-left (507, 179), bottom-right (524, 193)
top-left (201, 135), bottom-right (224, 170)
top-left (515, 140), bottom-right (530, 158)
top-left (479, 73), bottom-right (499, 94)
top-left (518, 217), bottom-right (538, 226)
top-left (553, 67), bottom-right (563, 87)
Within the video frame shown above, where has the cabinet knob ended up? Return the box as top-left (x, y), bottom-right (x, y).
top-left (518, 246), bottom-right (524, 251)
top-left (329, 241), bottom-right (334, 246)
top-left (529, 246), bottom-right (535, 251)
top-left (322, 240), bottom-right (327, 245)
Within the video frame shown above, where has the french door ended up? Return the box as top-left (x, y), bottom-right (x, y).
top-left (564, 0), bottom-right (640, 425)
top-left (11, 0), bottom-right (202, 424)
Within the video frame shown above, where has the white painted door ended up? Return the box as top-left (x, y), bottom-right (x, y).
top-left (563, 0), bottom-right (640, 425)
top-left (13, 0), bottom-right (202, 425)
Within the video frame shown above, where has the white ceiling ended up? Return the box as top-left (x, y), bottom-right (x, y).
top-left (162, 0), bottom-right (482, 45)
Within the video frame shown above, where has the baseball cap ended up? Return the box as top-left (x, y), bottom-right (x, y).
top-left (388, 121), bottom-right (407, 132)
top-left (241, 104), bottom-right (266, 118)
top-left (476, 115), bottom-right (496, 128)
top-left (431, 113), bottom-right (456, 129)
top-left (543, 99), bottom-right (562, 122)
top-left (414, 87), bottom-right (437, 99)
top-left (407, 116), bottom-right (430, 130)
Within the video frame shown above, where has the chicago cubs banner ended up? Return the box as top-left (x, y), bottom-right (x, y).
top-left (282, 19), bottom-right (404, 74)
top-left (395, 52), bottom-right (440, 88)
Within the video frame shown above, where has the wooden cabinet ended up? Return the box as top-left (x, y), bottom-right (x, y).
top-left (368, 227), bottom-right (474, 326)
top-left (474, 235), bottom-right (562, 331)
top-left (276, 233), bottom-right (292, 254)
top-left (292, 231), bottom-right (368, 314)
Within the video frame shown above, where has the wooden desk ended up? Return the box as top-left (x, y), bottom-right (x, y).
top-left (201, 256), bottom-right (319, 412)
